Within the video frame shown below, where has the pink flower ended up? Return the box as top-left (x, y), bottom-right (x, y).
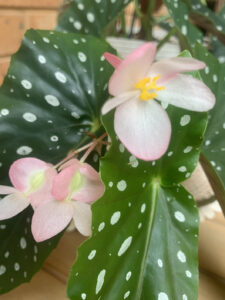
top-left (31, 159), bottom-right (104, 242)
top-left (102, 43), bottom-right (215, 161)
top-left (0, 158), bottom-right (56, 220)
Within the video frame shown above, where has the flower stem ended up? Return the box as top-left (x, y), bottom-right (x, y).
top-left (80, 132), bottom-right (108, 163)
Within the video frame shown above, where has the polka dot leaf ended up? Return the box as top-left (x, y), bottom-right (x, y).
top-left (194, 43), bottom-right (225, 213)
top-left (67, 107), bottom-right (201, 299)
top-left (57, 0), bottom-right (132, 36)
top-left (0, 29), bottom-right (115, 294)
top-left (164, 0), bottom-right (203, 47)
top-left (164, 0), bottom-right (225, 49)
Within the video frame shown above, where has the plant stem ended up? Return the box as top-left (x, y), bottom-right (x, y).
top-left (146, 0), bottom-right (157, 40)
top-left (197, 196), bottom-right (217, 207)
top-left (129, 11), bottom-right (137, 38)
top-left (200, 152), bottom-right (225, 216)
top-left (157, 27), bottom-right (176, 50)
top-left (134, 0), bottom-right (144, 18)
top-left (80, 132), bottom-right (107, 163)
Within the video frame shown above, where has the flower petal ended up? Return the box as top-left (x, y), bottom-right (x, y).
top-left (52, 160), bottom-right (80, 201)
top-left (149, 57), bottom-right (206, 84)
top-left (0, 192), bottom-right (30, 220)
top-left (114, 97), bottom-right (171, 160)
top-left (31, 200), bottom-right (74, 242)
top-left (9, 158), bottom-right (48, 192)
top-left (102, 91), bottom-right (138, 115)
top-left (73, 202), bottom-right (92, 236)
top-left (72, 163), bottom-right (104, 203)
top-left (0, 185), bottom-right (17, 194)
top-left (157, 74), bottom-right (216, 111)
top-left (30, 168), bottom-right (57, 209)
top-left (104, 52), bottom-right (122, 69)
top-left (109, 43), bottom-right (156, 96)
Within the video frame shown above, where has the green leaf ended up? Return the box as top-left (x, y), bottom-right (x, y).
top-left (163, 0), bottom-right (203, 48)
top-left (188, 0), bottom-right (225, 36)
top-left (67, 52), bottom-right (207, 299)
top-left (194, 43), bottom-right (225, 213)
top-left (0, 29), bottom-right (115, 293)
top-left (57, 0), bottom-right (132, 36)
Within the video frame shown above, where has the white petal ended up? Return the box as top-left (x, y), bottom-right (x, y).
top-left (157, 74), bottom-right (216, 111)
top-left (102, 91), bottom-right (139, 115)
top-left (0, 192), bottom-right (30, 220)
top-left (73, 202), bottom-right (92, 236)
top-left (149, 57), bottom-right (205, 84)
top-left (0, 185), bottom-right (17, 194)
top-left (114, 98), bottom-right (171, 161)
top-left (31, 200), bottom-right (74, 242)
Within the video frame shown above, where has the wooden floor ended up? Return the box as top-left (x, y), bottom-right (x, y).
top-left (1, 212), bottom-right (225, 300)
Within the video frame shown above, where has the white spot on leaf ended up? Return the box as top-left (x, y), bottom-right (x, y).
top-left (20, 237), bottom-right (27, 249)
top-left (45, 95), bottom-right (60, 107)
top-left (158, 292), bottom-right (169, 300)
top-left (21, 80), bottom-right (32, 90)
top-left (180, 115), bottom-right (191, 126)
top-left (17, 146), bottom-right (32, 155)
top-left (118, 236), bottom-right (132, 256)
top-left (55, 71), bottom-right (67, 83)
top-left (117, 180), bottom-right (127, 191)
top-left (174, 211), bottom-right (185, 222)
top-left (110, 211), bottom-right (121, 225)
top-left (38, 55), bottom-right (46, 64)
top-left (177, 250), bottom-right (186, 263)
top-left (88, 250), bottom-right (96, 260)
top-left (23, 112), bottom-right (37, 123)
top-left (87, 12), bottom-right (95, 23)
top-left (96, 269), bottom-right (106, 294)
top-left (0, 265), bottom-right (6, 275)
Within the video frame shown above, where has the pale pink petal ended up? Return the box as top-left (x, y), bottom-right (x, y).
top-left (9, 158), bottom-right (48, 192)
top-left (101, 91), bottom-right (139, 115)
top-left (73, 202), bottom-right (92, 236)
top-left (31, 200), bottom-right (75, 242)
top-left (0, 192), bottom-right (30, 220)
top-left (52, 162), bottom-right (80, 201)
top-left (59, 158), bottom-right (80, 170)
top-left (79, 163), bottom-right (101, 181)
top-left (157, 74), bottom-right (216, 111)
top-left (104, 53), bottom-right (122, 69)
top-left (30, 168), bottom-right (57, 209)
top-left (109, 43), bottom-right (156, 96)
top-left (149, 57), bottom-right (205, 84)
top-left (114, 97), bottom-right (171, 161)
top-left (72, 179), bottom-right (104, 204)
top-left (0, 185), bottom-right (17, 194)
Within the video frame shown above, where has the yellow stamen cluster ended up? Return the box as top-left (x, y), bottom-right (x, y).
top-left (135, 75), bottom-right (165, 101)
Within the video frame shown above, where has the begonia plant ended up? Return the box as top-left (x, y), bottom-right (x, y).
top-left (0, 1), bottom-right (224, 299)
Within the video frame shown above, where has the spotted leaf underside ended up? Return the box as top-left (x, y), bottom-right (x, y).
top-left (57, 0), bottom-right (132, 36)
top-left (67, 56), bottom-right (208, 299)
top-left (0, 29), bottom-right (115, 294)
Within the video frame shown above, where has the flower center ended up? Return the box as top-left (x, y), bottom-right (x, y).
top-left (66, 170), bottom-right (85, 202)
top-left (26, 170), bottom-right (45, 196)
top-left (134, 75), bottom-right (165, 101)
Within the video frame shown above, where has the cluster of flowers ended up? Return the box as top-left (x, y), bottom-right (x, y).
top-left (0, 157), bottom-right (104, 242)
top-left (0, 43), bottom-right (216, 242)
